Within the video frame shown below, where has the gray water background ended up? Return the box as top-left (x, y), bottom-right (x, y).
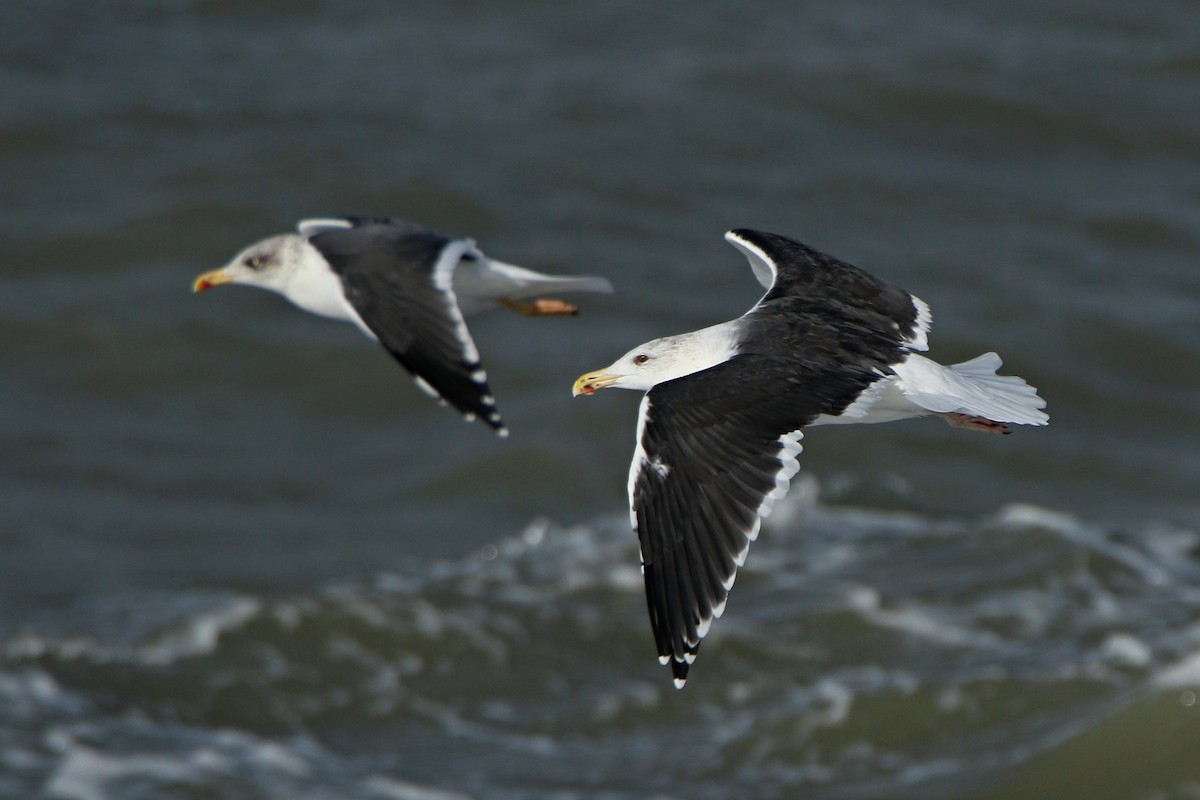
top-left (2, 2), bottom-right (1199, 798)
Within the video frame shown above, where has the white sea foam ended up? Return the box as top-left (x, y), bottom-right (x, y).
top-left (847, 586), bottom-right (1006, 651)
top-left (992, 502), bottom-right (1087, 534)
top-left (363, 776), bottom-right (475, 800)
top-left (995, 503), bottom-right (1185, 589)
top-left (45, 745), bottom-right (207, 800)
top-left (0, 668), bottom-right (88, 720)
top-left (809, 678), bottom-right (855, 728)
top-left (1153, 650), bottom-right (1200, 689)
top-left (1099, 632), bottom-right (1152, 668)
top-left (35, 719), bottom-right (475, 800)
top-left (136, 597), bottom-right (261, 665)
top-left (2, 596), bottom-right (262, 669)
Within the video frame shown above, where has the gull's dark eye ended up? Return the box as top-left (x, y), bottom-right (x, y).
top-left (634, 354), bottom-right (650, 365)
top-left (243, 255), bottom-right (264, 269)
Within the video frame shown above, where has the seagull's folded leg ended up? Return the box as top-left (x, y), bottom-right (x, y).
top-left (941, 412), bottom-right (1011, 435)
top-left (499, 298), bottom-right (580, 317)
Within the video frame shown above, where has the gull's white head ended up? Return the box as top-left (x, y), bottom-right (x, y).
top-left (192, 233), bottom-right (353, 321)
top-left (193, 234), bottom-right (314, 294)
top-left (572, 323), bottom-right (740, 396)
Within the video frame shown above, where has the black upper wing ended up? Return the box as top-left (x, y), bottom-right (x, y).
top-left (307, 221), bottom-right (506, 434)
top-left (727, 228), bottom-right (928, 350)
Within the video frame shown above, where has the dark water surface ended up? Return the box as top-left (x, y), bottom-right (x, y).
top-left (3, 2), bottom-right (1199, 798)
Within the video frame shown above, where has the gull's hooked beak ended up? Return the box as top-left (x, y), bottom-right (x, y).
top-left (573, 370), bottom-right (620, 396)
top-left (192, 267), bottom-right (234, 293)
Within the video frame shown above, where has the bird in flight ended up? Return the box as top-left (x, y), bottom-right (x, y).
top-left (194, 216), bottom-right (612, 436)
top-left (574, 228), bottom-right (1047, 687)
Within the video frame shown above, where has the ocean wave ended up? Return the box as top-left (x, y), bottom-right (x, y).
top-left (3, 487), bottom-right (1198, 798)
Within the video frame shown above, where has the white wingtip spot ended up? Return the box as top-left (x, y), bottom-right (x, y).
top-left (714, 594), bottom-right (729, 616)
top-left (496, 427), bottom-right (510, 438)
top-left (758, 431), bottom-right (804, 520)
top-left (733, 538), bottom-right (751, 567)
top-left (472, 369), bottom-right (488, 383)
top-left (684, 652), bottom-right (696, 665)
top-left (658, 655), bottom-right (671, 666)
top-left (673, 677), bottom-right (687, 690)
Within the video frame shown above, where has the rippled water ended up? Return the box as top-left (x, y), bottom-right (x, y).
top-left (5, 494), bottom-right (1200, 798)
top-left (2, 2), bottom-right (1199, 798)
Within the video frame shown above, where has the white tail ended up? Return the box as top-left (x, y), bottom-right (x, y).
top-left (896, 353), bottom-right (1049, 426)
top-left (486, 260), bottom-right (614, 300)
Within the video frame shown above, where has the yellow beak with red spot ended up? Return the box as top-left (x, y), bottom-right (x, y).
top-left (573, 370), bottom-right (621, 396)
top-left (192, 267), bottom-right (235, 292)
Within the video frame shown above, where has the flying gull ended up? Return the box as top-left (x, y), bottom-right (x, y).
top-left (573, 228), bottom-right (1048, 687)
top-left (194, 216), bottom-right (613, 436)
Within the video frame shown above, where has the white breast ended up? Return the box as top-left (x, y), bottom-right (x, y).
top-left (281, 242), bottom-right (369, 331)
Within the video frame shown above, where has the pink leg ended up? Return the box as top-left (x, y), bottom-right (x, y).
top-left (942, 412), bottom-right (1011, 435)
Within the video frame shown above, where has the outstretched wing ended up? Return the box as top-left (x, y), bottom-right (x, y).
top-left (307, 222), bottom-right (507, 435)
top-left (629, 353), bottom-right (879, 686)
top-left (725, 228), bottom-right (932, 352)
